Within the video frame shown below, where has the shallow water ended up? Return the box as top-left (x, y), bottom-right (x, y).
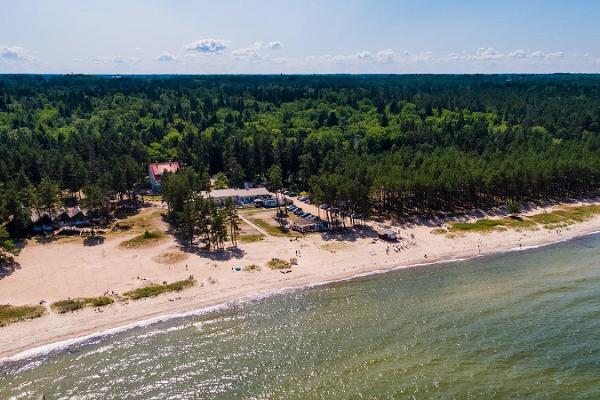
top-left (2, 234), bottom-right (600, 399)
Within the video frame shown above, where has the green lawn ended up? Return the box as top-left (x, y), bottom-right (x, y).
top-left (251, 218), bottom-right (298, 237)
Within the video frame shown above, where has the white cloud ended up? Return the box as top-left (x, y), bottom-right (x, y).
top-left (509, 49), bottom-right (527, 59)
top-left (355, 51), bottom-right (372, 60)
top-left (184, 38), bottom-right (229, 54)
top-left (232, 42), bottom-right (263, 60)
top-left (0, 46), bottom-right (31, 61)
top-left (91, 56), bottom-right (107, 64)
top-left (155, 52), bottom-right (179, 62)
top-left (474, 47), bottom-right (504, 60)
top-left (376, 49), bottom-right (397, 63)
top-left (267, 41), bottom-right (283, 50)
top-left (113, 56), bottom-right (141, 64)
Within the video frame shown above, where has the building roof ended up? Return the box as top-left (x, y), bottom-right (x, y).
top-left (149, 161), bottom-right (181, 181)
top-left (200, 187), bottom-right (271, 199)
top-left (293, 219), bottom-right (318, 227)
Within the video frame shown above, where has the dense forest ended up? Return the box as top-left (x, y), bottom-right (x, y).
top-left (2, 74), bottom-right (600, 245)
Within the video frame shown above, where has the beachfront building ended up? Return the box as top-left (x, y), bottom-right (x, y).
top-left (148, 161), bottom-right (181, 193)
top-left (200, 187), bottom-right (272, 206)
top-left (31, 207), bottom-right (93, 233)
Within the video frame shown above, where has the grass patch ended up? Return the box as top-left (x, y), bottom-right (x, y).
top-left (243, 264), bottom-right (262, 272)
top-left (123, 278), bottom-right (195, 300)
top-left (321, 242), bottom-right (350, 251)
top-left (529, 212), bottom-right (566, 226)
top-left (51, 296), bottom-right (114, 314)
top-left (431, 228), bottom-right (447, 234)
top-left (0, 304), bottom-right (46, 326)
top-left (251, 218), bottom-right (298, 237)
top-left (238, 234), bottom-right (265, 243)
top-left (450, 219), bottom-right (506, 233)
top-left (266, 258), bottom-right (291, 270)
top-left (114, 209), bottom-right (164, 234)
top-left (500, 216), bottom-right (539, 230)
top-left (120, 230), bottom-right (166, 248)
top-left (154, 251), bottom-right (188, 265)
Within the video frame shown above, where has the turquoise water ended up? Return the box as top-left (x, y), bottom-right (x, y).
top-left (2, 235), bottom-right (600, 399)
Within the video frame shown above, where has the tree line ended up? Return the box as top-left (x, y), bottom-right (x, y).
top-left (2, 74), bottom-right (600, 245)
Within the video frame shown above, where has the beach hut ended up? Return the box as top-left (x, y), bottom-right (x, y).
top-left (32, 213), bottom-right (54, 233)
top-left (68, 207), bottom-right (90, 227)
top-left (55, 208), bottom-right (71, 227)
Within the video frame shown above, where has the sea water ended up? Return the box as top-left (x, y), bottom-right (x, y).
top-left (2, 234), bottom-right (600, 399)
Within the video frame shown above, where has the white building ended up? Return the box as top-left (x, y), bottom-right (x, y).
top-left (200, 187), bottom-right (272, 205)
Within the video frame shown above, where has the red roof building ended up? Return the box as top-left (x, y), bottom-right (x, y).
top-left (148, 161), bottom-right (180, 193)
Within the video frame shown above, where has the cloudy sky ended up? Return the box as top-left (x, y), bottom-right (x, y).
top-left (2, 0), bottom-right (600, 74)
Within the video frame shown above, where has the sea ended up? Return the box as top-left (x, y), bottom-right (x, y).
top-left (1, 233), bottom-right (600, 399)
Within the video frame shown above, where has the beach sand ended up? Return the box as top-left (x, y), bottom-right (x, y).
top-left (1, 201), bottom-right (600, 360)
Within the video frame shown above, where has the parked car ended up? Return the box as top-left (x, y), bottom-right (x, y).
top-left (319, 204), bottom-right (328, 209)
top-left (288, 192), bottom-right (298, 197)
top-left (294, 208), bottom-right (304, 215)
top-left (287, 205), bottom-right (297, 211)
top-left (298, 196), bottom-right (306, 201)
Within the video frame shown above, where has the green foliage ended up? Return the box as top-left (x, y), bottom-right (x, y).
top-left (507, 202), bottom-right (522, 216)
top-left (51, 296), bottom-right (114, 314)
top-left (266, 258), bottom-right (291, 270)
top-left (120, 230), bottom-right (166, 248)
top-left (214, 172), bottom-right (229, 189)
top-left (2, 74), bottom-right (600, 245)
top-left (0, 304), bottom-right (46, 326)
top-left (123, 278), bottom-right (195, 300)
top-left (450, 219), bottom-right (506, 233)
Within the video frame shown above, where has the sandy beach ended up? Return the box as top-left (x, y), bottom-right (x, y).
top-left (1, 200), bottom-right (600, 361)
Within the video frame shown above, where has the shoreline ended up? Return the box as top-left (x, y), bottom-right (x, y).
top-left (2, 203), bottom-right (600, 363)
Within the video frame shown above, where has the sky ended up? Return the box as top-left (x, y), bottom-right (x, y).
top-left (1, 0), bottom-right (600, 74)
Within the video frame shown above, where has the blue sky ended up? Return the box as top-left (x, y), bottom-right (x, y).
top-left (1, 0), bottom-right (600, 73)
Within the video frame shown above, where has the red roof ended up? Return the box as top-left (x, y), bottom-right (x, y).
top-left (149, 162), bottom-right (180, 181)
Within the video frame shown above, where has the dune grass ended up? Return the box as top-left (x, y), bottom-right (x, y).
top-left (530, 205), bottom-right (600, 228)
top-left (266, 258), bottom-right (291, 270)
top-left (51, 296), bottom-right (114, 314)
top-left (243, 264), bottom-right (262, 272)
top-left (0, 304), bottom-right (46, 326)
top-left (445, 205), bottom-right (600, 234)
top-left (120, 230), bottom-right (166, 248)
top-left (154, 251), bottom-right (188, 265)
top-left (450, 219), bottom-right (506, 232)
top-left (123, 278), bottom-right (195, 300)
top-left (238, 234), bottom-right (265, 243)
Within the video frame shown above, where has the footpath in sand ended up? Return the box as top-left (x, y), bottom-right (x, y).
top-left (2, 200), bottom-right (600, 360)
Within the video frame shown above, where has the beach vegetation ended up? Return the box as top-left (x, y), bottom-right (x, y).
top-left (51, 296), bottom-right (114, 314)
top-left (120, 230), bottom-right (166, 248)
top-left (238, 234), bottom-right (265, 243)
top-left (267, 258), bottom-right (291, 270)
top-left (0, 304), bottom-right (46, 326)
top-left (123, 278), bottom-right (195, 300)
top-left (243, 264), bottom-right (262, 272)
